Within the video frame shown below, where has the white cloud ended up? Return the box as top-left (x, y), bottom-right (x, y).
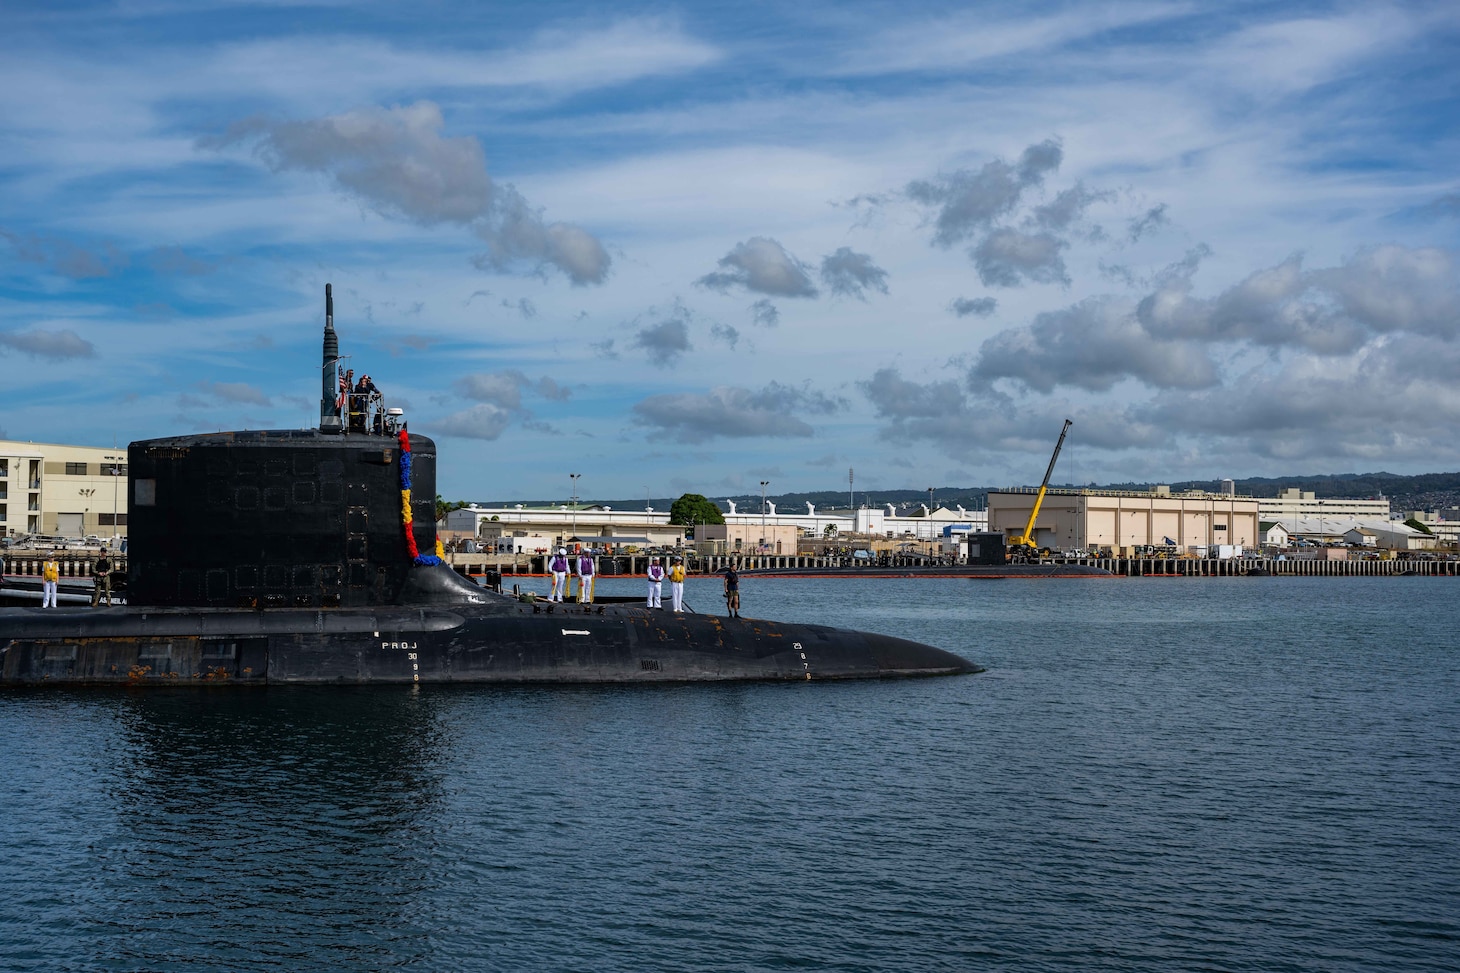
top-left (697, 237), bottom-right (818, 298)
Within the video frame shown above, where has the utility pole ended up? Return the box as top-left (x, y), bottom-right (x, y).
top-left (107, 450), bottom-right (123, 544)
top-left (569, 473), bottom-right (580, 543)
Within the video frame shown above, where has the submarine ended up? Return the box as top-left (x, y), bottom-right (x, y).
top-left (0, 286), bottom-right (978, 686)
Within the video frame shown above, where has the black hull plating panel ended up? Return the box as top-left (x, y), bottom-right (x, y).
top-left (0, 599), bottom-right (976, 686)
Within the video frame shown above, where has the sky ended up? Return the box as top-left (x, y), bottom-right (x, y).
top-left (2, 0), bottom-right (1458, 504)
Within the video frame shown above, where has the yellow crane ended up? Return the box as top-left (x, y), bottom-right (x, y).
top-left (1011, 419), bottom-right (1073, 558)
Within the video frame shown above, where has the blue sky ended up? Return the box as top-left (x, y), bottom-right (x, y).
top-left (2, 0), bottom-right (1458, 503)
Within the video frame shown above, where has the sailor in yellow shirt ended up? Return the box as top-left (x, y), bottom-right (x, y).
top-left (41, 552), bottom-right (61, 608)
top-left (668, 556), bottom-right (687, 612)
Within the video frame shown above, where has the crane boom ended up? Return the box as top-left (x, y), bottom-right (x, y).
top-left (1013, 419), bottom-right (1073, 552)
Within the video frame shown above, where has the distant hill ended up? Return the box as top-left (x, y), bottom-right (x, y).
top-left (472, 471), bottom-right (1460, 517)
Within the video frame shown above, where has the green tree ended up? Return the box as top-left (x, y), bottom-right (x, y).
top-left (669, 493), bottom-right (725, 530)
top-left (823, 523), bottom-right (839, 538)
top-left (435, 495), bottom-right (471, 522)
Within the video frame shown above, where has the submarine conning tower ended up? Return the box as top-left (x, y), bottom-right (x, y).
top-left (125, 286), bottom-right (483, 609)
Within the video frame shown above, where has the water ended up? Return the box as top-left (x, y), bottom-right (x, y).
top-left (3, 577), bottom-right (1457, 972)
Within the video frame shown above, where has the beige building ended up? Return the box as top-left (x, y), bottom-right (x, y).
top-left (1258, 488), bottom-right (1390, 524)
top-left (696, 521), bottom-right (800, 555)
top-left (0, 439), bottom-right (128, 540)
top-left (989, 487), bottom-right (1261, 552)
top-left (445, 504), bottom-right (687, 550)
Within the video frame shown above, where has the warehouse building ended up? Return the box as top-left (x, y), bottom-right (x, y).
top-left (988, 486), bottom-right (1261, 553)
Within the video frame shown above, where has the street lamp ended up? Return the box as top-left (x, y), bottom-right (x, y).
top-left (106, 452), bottom-right (123, 545)
top-left (569, 473), bottom-right (580, 543)
top-left (760, 480), bottom-right (769, 552)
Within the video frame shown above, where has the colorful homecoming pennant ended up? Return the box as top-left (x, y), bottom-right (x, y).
top-left (398, 427), bottom-right (442, 566)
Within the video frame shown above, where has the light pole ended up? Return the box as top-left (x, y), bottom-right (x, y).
top-left (106, 452), bottom-right (123, 545)
top-left (569, 473), bottom-right (580, 543)
top-left (760, 480), bottom-right (769, 552)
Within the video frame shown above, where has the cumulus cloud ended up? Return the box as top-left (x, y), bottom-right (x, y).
top-left (454, 370), bottom-right (570, 409)
top-left (1, 229), bottom-right (128, 279)
top-left (697, 237), bottom-right (818, 297)
top-left (858, 374), bottom-right (1170, 458)
top-left (859, 368), bottom-right (966, 418)
top-left (950, 296), bottom-right (997, 317)
top-left (905, 139), bottom-right (1062, 247)
top-left (1310, 245), bottom-right (1459, 338)
top-left (749, 299), bottom-right (781, 327)
top-left (1139, 336), bottom-right (1460, 463)
top-left (1420, 193), bottom-right (1460, 219)
top-left (972, 228), bottom-right (1069, 287)
top-left (1128, 203), bottom-right (1170, 241)
top-left (1137, 246), bottom-right (1459, 353)
top-left (429, 403), bottom-right (514, 440)
top-left (632, 382), bottom-right (844, 441)
top-left (632, 315), bottom-right (692, 366)
top-left (710, 322), bottom-right (741, 349)
top-left (198, 381), bottom-right (270, 406)
top-left (1031, 183), bottom-right (1111, 230)
top-left (502, 297), bottom-right (537, 319)
top-left (972, 295), bottom-right (1219, 392)
top-left (819, 247), bottom-right (890, 299)
top-left (627, 300), bottom-right (694, 365)
top-left (206, 101), bottom-right (610, 285)
top-left (471, 186), bottom-right (612, 285)
top-left (210, 101), bottom-right (491, 223)
top-left (0, 328), bottom-right (96, 360)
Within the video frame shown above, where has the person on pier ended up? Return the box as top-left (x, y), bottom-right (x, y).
top-left (548, 547), bottom-right (570, 602)
top-left (668, 555), bottom-right (686, 612)
top-left (646, 556), bottom-right (665, 608)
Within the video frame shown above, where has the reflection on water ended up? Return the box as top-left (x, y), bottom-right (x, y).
top-left (3, 577), bottom-right (1458, 972)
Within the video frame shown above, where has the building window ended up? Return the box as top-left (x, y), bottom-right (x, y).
top-left (98, 513), bottom-right (128, 526)
top-left (65, 462), bottom-right (88, 475)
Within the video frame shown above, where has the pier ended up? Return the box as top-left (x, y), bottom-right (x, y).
top-left (4, 551), bottom-right (1455, 587)
top-left (436, 552), bottom-right (1460, 580)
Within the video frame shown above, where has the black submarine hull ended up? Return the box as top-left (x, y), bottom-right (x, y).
top-left (0, 592), bottom-right (978, 686)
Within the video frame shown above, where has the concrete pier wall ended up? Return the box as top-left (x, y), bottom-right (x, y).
top-left (443, 552), bottom-right (1460, 579)
top-left (6, 551), bottom-right (1454, 584)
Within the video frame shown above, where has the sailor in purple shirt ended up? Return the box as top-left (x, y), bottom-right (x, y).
top-left (548, 547), bottom-right (570, 602)
top-left (575, 551), bottom-right (595, 604)
top-left (646, 556), bottom-right (665, 608)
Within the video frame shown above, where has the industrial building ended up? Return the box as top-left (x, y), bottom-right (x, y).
top-left (1257, 488), bottom-right (1391, 525)
top-left (443, 498), bottom-right (989, 554)
top-left (988, 486), bottom-right (1261, 553)
top-left (0, 439), bottom-right (128, 541)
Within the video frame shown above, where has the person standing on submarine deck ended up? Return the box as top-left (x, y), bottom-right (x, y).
top-left (668, 555), bottom-right (686, 612)
top-left (646, 556), bottom-right (665, 609)
top-left (548, 548), bottom-right (570, 602)
top-left (575, 550), bottom-right (595, 603)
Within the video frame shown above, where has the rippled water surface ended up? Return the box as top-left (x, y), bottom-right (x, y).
top-left (3, 577), bottom-right (1457, 972)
